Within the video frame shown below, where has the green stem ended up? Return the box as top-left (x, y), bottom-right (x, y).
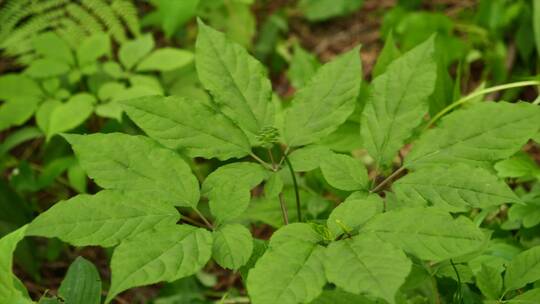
top-left (194, 208), bottom-right (214, 230)
top-left (450, 260), bottom-right (463, 304)
top-left (370, 166), bottom-right (406, 193)
top-left (278, 193), bottom-right (289, 225)
top-left (424, 80), bottom-right (540, 131)
top-left (250, 152), bottom-right (275, 171)
top-left (284, 154), bottom-right (302, 222)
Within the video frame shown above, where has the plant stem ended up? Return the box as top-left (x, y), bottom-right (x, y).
top-left (284, 154), bottom-right (302, 222)
top-left (250, 152), bottom-right (275, 171)
top-left (194, 208), bottom-right (214, 230)
top-left (450, 260), bottom-right (464, 304)
top-left (278, 192), bottom-right (289, 225)
top-left (424, 80), bottom-right (540, 131)
top-left (181, 215), bottom-right (207, 228)
top-left (267, 148), bottom-right (277, 170)
top-left (371, 166), bottom-right (406, 193)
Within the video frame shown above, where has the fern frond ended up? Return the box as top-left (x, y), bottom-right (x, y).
top-left (1, 8), bottom-right (64, 55)
top-left (56, 18), bottom-right (89, 48)
top-left (111, 0), bottom-right (140, 37)
top-left (82, 0), bottom-right (127, 43)
top-left (65, 2), bottom-right (105, 36)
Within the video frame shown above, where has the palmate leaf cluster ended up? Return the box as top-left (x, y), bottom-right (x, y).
top-left (1, 18), bottom-right (540, 304)
top-left (0, 0), bottom-right (139, 64)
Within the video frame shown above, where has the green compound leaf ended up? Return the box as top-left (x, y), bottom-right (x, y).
top-left (122, 95), bottom-right (251, 160)
top-left (25, 58), bottom-right (70, 78)
top-left (247, 223), bottom-right (326, 304)
top-left (360, 207), bottom-right (485, 261)
top-left (136, 48), bottom-right (193, 72)
top-left (32, 32), bottom-right (74, 65)
top-left (0, 226), bottom-right (31, 303)
top-left (106, 225), bottom-right (212, 303)
top-left (202, 162), bottom-right (268, 223)
top-left (311, 289), bottom-right (376, 304)
top-left (283, 47), bottom-right (361, 147)
top-left (27, 190), bottom-right (179, 247)
top-left (58, 257), bottom-right (102, 304)
top-left (506, 288), bottom-right (540, 304)
top-left (361, 36), bottom-right (436, 168)
top-left (324, 234), bottom-right (411, 304)
top-left (287, 145), bottom-right (332, 172)
top-left (320, 152), bottom-right (369, 191)
top-left (392, 164), bottom-right (520, 212)
top-left (476, 264), bottom-right (502, 300)
top-left (405, 102), bottom-right (540, 169)
top-left (119, 34), bottom-right (154, 70)
top-left (372, 32), bottom-right (401, 78)
top-left (287, 43), bottom-right (320, 89)
top-left (327, 193), bottom-right (383, 238)
top-left (196, 20), bottom-right (274, 141)
top-left (504, 245), bottom-right (540, 291)
top-left (0, 74), bottom-right (43, 132)
top-left (64, 133), bottom-right (200, 207)
top-left (47, 93), bottom-right (95, 140)
top-left (212, 224), bottom-right (253, 270)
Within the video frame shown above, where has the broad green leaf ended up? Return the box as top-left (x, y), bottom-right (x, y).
top-left (506, 288), bottom-right (540, 304)
top-left (212, 224), bottom-right (253, 270)
top-left (27, 190), bottom-right (179, 247)
top-left (361, 36), bottom-right (436, 168)
top-left (372, 32), bottom-right (401, 78)
top-left (392, 164), bottom-right (520, 212)
top-left (317, 120), bottom-right (362, 152)
top-left (32, 32), bottom-right (74, 65)
top-left (361, 207), bottom-right (485, 261)
top-left (287, 43), bottom-right (320, 88)
top-left (0, 74), bottom-right (42, 100)
top-left (327, 193), bottom-right (383, 238)
top-left (58, 257), bottom-right (102, 304)
top-left (247, 224), bottom-right (326, 304)
top-left (320, 152), bottom-right (368, 191)
top-left (25, 58), bottom-right (70, 78)
top-left (196, 20), bottom-right (274, 140)
top-left (283, 47), bottom-right (361, 147)
top-left (136, 48), bottom-right (193, 72)
top-left (405, 102), bottom-right (540, 169)
top-left (145, 0), bottom-right (200, 38)
top-left (298, 0), bottom-right (364, 21)
top-left (0, 226), bottom-right (29, 302)
top-left (36, 100), bottom-right (61, 134)
top-left (202, 162), bottom-right (267, 222)
top-left (0, 98), bottom-right (40, 132)
top-left (508, 198), bottom-right (540, 228)
top-left (119, 34), bottom-right (155, 70)
top-left (476, 264), bottom-right (502, 300)
top-left (310, 289), bottom-right (376, 304)
top-left (0, 74), bottom-right (42, 131)
top-left (287, 145), bottom-right (331, 172)
top-left (106, 225), bottom-right (212, 303)
top-left (47, 93), bottom-right (95, 139)
top-left (0, 127), bottom-right (42, 155)
top-left (324, 234), bottom-right (411, 303)
top-left (265, 172), bottom-right (283, 198)
top-left (504, 245), bottom-right (540, 291)
top-left (65, 133), bottom-right (200, 207)
top-left (122, 95), bottom-right (251, 160)
top-left (495, 153), bottom-right (540, 178)
top-left (76, 34), bottom-right (110, 66)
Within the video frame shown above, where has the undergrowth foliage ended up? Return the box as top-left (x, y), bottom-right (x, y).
top-left (2, 20), bottom-right (540, 304)
top-left (0, 0), bottom-right (139, 64)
